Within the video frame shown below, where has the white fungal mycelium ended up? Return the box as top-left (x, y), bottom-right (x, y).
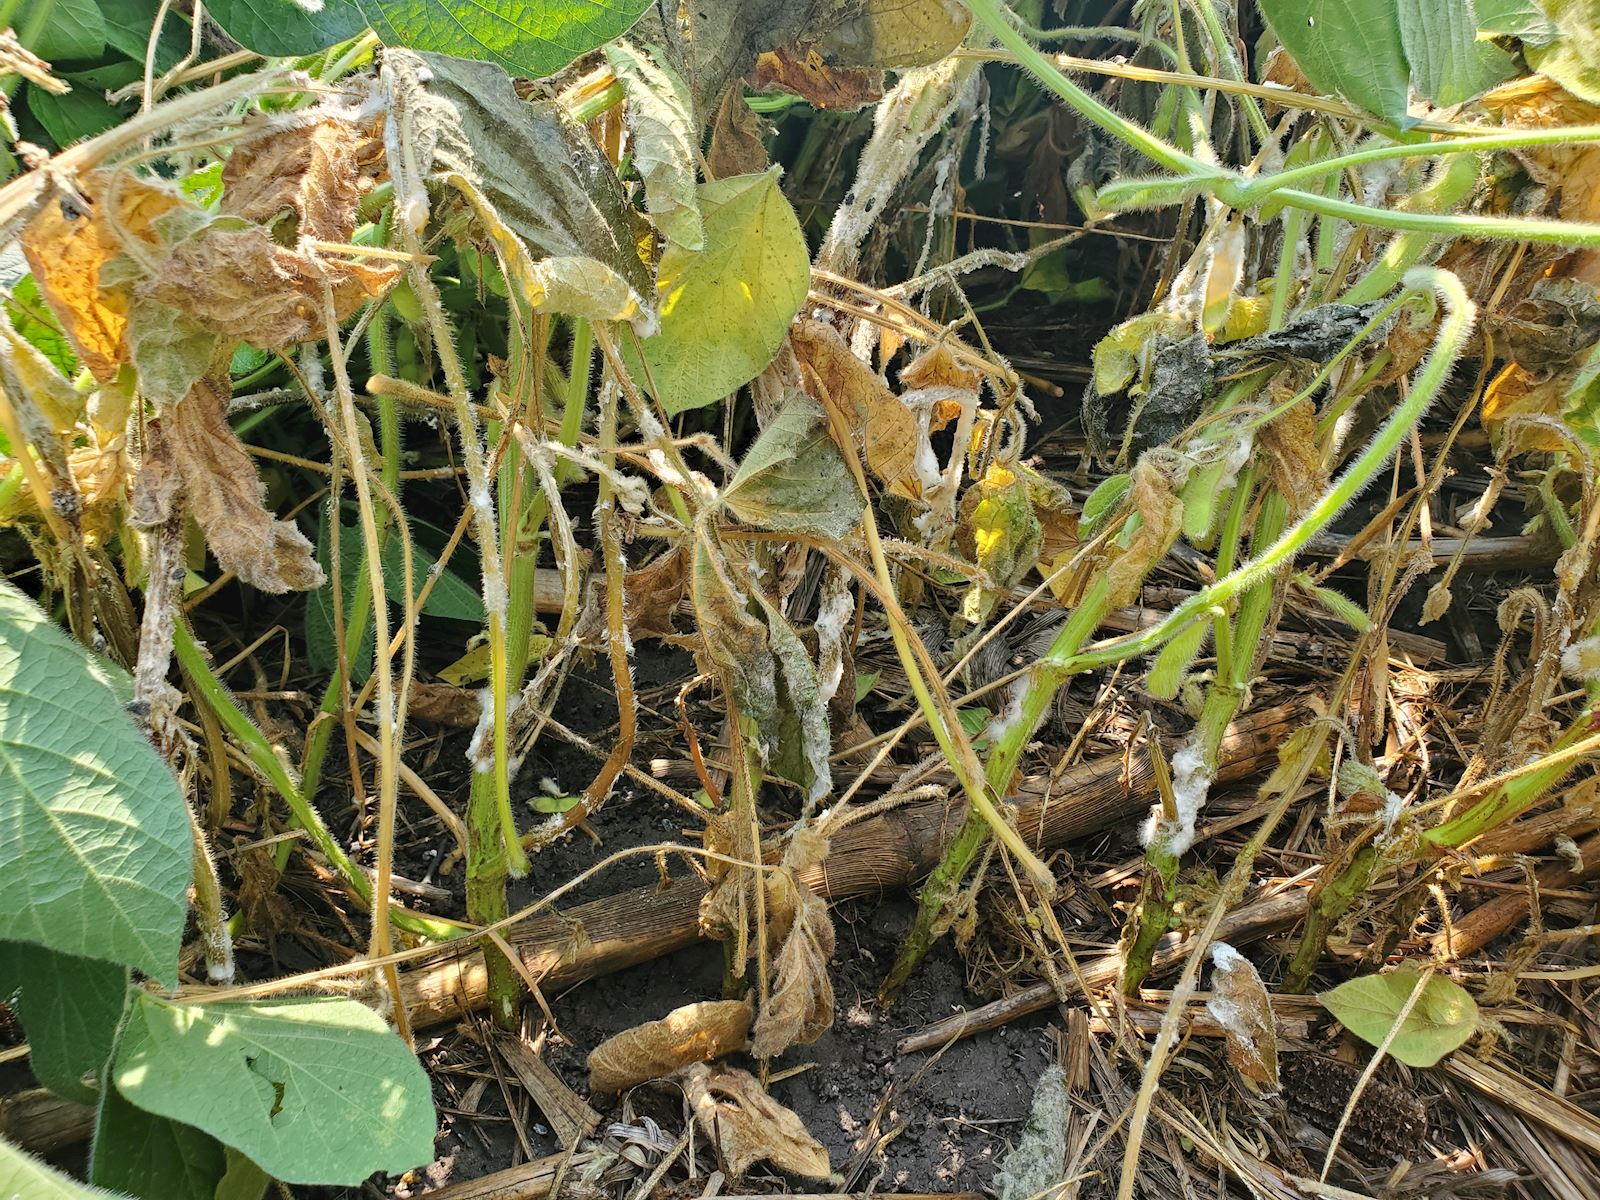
top-left (1140, 737), bottom-right (1213, 858)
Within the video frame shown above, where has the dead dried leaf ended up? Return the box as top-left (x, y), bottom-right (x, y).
top-left (676, 1061), bottom-right (831, 1178)
top-left (791, 318), bottom-right (919, 498)
top-left (751, 828), bottom-right (835, 1059)
top-left (220, 115), bottom-right (384, 243)
top-left (1258, 393), bottom-right (1325, 516)
top-left (1206, 943), bottom-right (1279, 1095)
top-left (20, 171), bottom-right (180, 382)
top-left (1104, 456), bottom-right (1183, 607)
top-left (587, 998), bottom-right (752, 1094)
top-left (160, 378), bottom-right (325, 592)
top-left (623, 544), bottom-right (688, 642)
top-left (1482, 362), bottom-right (1570, 452)
top-left (143, 225), bottom-right (399, 350)
top-left (754, 46), bottom-right (883, 111)
top-left (707, 84), bottom-right (771, 179)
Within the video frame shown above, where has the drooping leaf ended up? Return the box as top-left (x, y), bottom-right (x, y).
top-left (753, 588), bottom-right (834, 805)
top-left (1525, 0), bottom-right (1600, 103)
top-left (125, 296), bottom-right (220, 410)
top-left (604, 40), bottom-right (702, 251)
top-left (0, 581), bottom-right (191, 985)
top-left (750, 830), bottom-right (834, 1058)
top-left (956, 464), bottom-right (1042, 621)
top-left (91, 1086), bottom-right (228, 1200)
top-left (1257, 0), bottom-right (1413, 127)
top-left (205, 0), bottom-right (368, 58)
top-left (1206, 943), bottom-right (1280, 1095)
top-left (0, 942), bottom-right (128, 1103)
top-left (112, 993), bottom-right (437, 1185)
top-left (625, 169), bottom-right (809, 414)
top-left (404, 51), bottom-right (654, 322)
top-left (1318, 968), bottom-right (1479, 1067)
top-left (723, 394), bottom-right (863, 540)
top-left (791, 317), bottom-right (919, 499)
top-left (0, 1135), bottom-right (117, 1199)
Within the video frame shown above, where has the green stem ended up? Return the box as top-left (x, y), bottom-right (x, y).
top-left (1283, 843), bottom-right (1378, 992)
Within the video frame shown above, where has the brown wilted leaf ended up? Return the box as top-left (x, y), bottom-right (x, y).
top-left (142, 225), bottom-right (399, 349)
top-left (791, 318), bottom-right (919, 498)
top-left (161, 378), bottom-right (325, 592)
top-left (220, 115), bottom-right (384, 243)
top-left (1104, 456), bottom-right (1183, 607)
top-left (902, 341), bottom-right (979, 430)
top-left (751, 828), bottom-right (835, 1059)
top-left (676, 1062), bottom-right (831, 1179)
top-left (1481, 362), bottom-right (1569, 452)
top-left (20, 171), bottom-right (180, 382)
top-left (587, 998), bottom-right (752, 1095)
top-left (707, 84), bottom-right (770, 179)
top-left (754, 46), bottom-right (883, 111)
top-left (623, 544), bottom-right (687, 642)
top-left (1258, 393), bottom-right (1325, 516)
top-left (1205, 943), bottom-right (1279, 1095)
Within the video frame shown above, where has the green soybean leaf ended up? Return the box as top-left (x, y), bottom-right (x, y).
top-left (98, 0), bottom-right (190, 68)
top-left (1081, 473), bottom-right (1132, 534)
top-left (0, 942), bottom-right (128, 1103)
top-left (0, 581), bottom-right (191, 985)
top-left (1258, 0), bottom-right (1412, 127)
top-left (626, 169), bottom-right (810, 414)
top-left (91, 1086), bottom-right (227, 1200)
top-left (206, 0), bottom-right (368, 58)
top-left (1476, 0), bottom-right (1557, 44)
top-left (1525, 0), bottom-right (1600, 104)
top-left (723, 395), bottom-right (863, 540)
top-left (113, 993), bottom-right (437, 1186)
top-left (6, 275), bottom-right (79, 376)
top-left (213, 1149), bottom-right (272, 1200)
top-left (24, 0), bottom-right (106, 63)
top-left (25, 82), bottom-right (128, 148)
top-left (365, 0), bottom-right (651, 80)
top-left (1318, 969), bottom-right (1479, 1067)
top-left (1398, 0), bottom-right (1510, 106)
top-left (0, 1135), bottom-right (116, 1199)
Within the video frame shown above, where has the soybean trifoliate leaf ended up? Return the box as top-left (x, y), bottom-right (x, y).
top-left (365, 0), bottom-right (652, 81)
top-left (113, 993), bottom-right (437, 1185)
top-left (91, 1086), bottom-right (227, 1200)
top-left (205, 0), bottom-right (367, 58)
top-left (0, 1136), bottom-right (117, 1199)
top-left (1206, 943), bottom-right (1279, 1095)
top-left (1318, 969), bottom-right (1479, 1067)
top-left (723, 394), bottom-right (863, 540)
top-left (1525, 0), bottom-right (1600, 103)
top-left (0, 942), bottom-right (128, 1104)
top-left (604, 41), bottom-right (702, 251)
top-left (0, 581), bottom-right (191, 985)
top-left (1257, 0), bottom-right (1412, 127)
top-left (24, 0), bottom-right (105, 63)
top-left (626, 169), bottom-right (810, 414)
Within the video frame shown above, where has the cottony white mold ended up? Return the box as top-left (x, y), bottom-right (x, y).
top-left (1140, 738), bottom-right (1213, 858)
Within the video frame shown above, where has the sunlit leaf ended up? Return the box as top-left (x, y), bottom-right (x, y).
top-left (1318, 969), bottom-right (1479, 1067)
top-left (1257, 0), bottom-right (1412, 126)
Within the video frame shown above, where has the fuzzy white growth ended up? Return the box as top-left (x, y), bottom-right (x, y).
top-left (466, 687), bottom-right (495, 772)
top-left (482, 573), bottom-right (508, 623)
top-left (1561, 634), bottom-right (1600, 681)
top-left (984, 676), bottom-right (1031, 746)
top-left (203, 919), bottom-right (236, 984)
top-left (814, 575), bottom-right (854, 706)
top-left (1204, 942), bottom-right (1254, 1052)
top-left (1380, 790), bottom-right (1405, 840)
top-left (1140, 738), bottom-right (1213, 857)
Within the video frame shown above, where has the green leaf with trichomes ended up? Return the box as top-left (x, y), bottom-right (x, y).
top-left (1525, 0), bottom-right (1600, 103)
top-left (723, 394), bottom-right (864, 540)
top-left (113, 993), bottom-right (437, 1185)
top-left (624, 169), bottom-right (810, 414)
top-left (205, 0), bottom-right (368, 58)
top-left (0, 581), bottom-right (191, 985)
top-left (91, 1086), bottom-right (228, 1200)
top-left (0, 942), bottom-right (128, 1103)
top-left (367, 0), bottom-right (651, 80)
top-left (1318, 969), bottom-right (1479, 1067)
top-left (0, 1136), bottom-right (118, 1199)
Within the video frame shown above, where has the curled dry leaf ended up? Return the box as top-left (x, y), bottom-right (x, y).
top-left (622, 544), bottom-right (688, 642)
top-left (791, 317), bottom-right (919, 498)
top-left (676, 1062), bottom-right (831, 1179)
top-left (20, 171), bottom-right (179, 382)
top-left (1258, 392), bottom-right (1325, 516)
top-left (220, 114), bottom-right (385, 243)
top-left (751, 828), bottom-right (835, 1059)
top-left (1104, 455), bottom-right (1183, 607)
top-left (753, 47), bottom-right (883, 111)
top-left (707, 84), bottom-right (771, 179)
top-left (586, 998), bottom-right (752, 1095)
top-left (147, 379), bottom-right (325, 593)
top-left (1206, 943), bottom-right (1279, 1095)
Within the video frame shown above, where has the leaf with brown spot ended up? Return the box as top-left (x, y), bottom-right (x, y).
top-left (220, 115), bottom-right (384, 243)
top-left (586, 998), bottom-right (752, 1095)
top-left (791, 317), bottom-right (919, 498)
top-left (163, 379), bottom-right (325, 593)
top-left (20, 172), bottom-right (180, 382)
top-left (676, 1062), bottom-right (830, 1178)
top-left (753, 46), bottom-right (883, 111)
top-left (751, 829), bottom-right (835, 1059)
